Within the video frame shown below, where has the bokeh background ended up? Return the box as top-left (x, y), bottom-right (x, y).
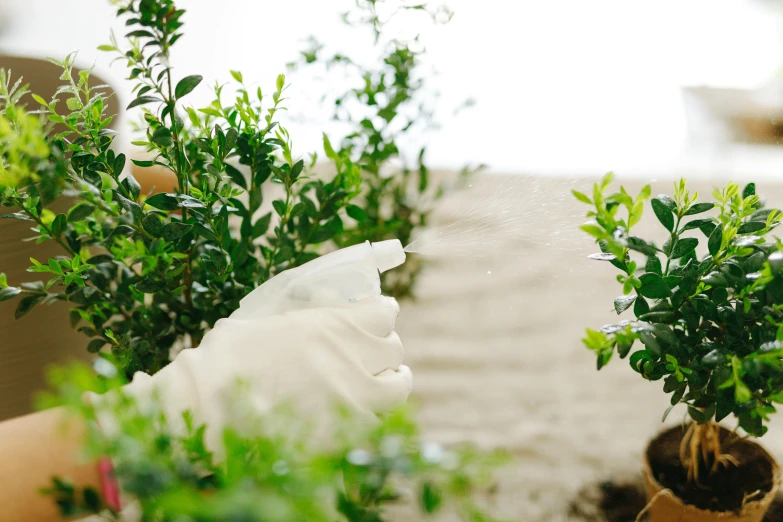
top-left (5, 0), bottom-right (783, 178)
top-left (6, 1), bottom-right (783, 520)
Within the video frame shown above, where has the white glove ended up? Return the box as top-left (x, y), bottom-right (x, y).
top-left (93, 294), bottom-right (412, 454)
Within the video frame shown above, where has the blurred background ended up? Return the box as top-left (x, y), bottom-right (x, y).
top-left (4, 0), bottom-right (783, 179)
top-left (6, 1), bottom-right (783, 519)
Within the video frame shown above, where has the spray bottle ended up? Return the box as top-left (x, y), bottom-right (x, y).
top-left (229, 239), bottom-right (407, 319)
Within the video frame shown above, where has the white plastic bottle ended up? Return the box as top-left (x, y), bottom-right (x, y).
top-left (229, 239), bottom-right (406, 319)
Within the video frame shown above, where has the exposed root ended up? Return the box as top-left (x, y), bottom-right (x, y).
top-left (679, 422), bottom-right (739, 484)
top-left (742, 489), bottom-right (763, 509)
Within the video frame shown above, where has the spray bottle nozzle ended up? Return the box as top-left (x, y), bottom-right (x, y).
top-left (371, 239), bottom-right (406, 273)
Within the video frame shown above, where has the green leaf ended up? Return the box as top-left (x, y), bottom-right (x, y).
top-left (151, 127), bottom-right (173, 147)
top-left (131, 159), bottom-right (154, 168)
top-left (735, 380), bottom-right (752, 404)
top-left (597, 348), bottom-right (613, 370)
top-left (688, 406), bottom-right (707, 423)
top-left (252, 213), bottom-right (272, 238)
top-left (114, 194), bottom-right (143, 223)
top-left (275, 73), bottom-right (285, 93)
top-left (670, 238), bottom-right (698, 259)
top-left (174, 75), bottom-right (203, 98)
top-left (126, 29), bottom-right (154, 38)
top-left (634, 296), bottom-right (650, 317)
top-left (743, 183), bottom-right (756, 199)
top-left (323, 133), bottom-right (338, 160)
top-left (225, 128), bottom-right (238, 154)
top-left (572, 190), bottom-right (591, 204)
top-left (662, 404), bottom-right (676, 422)
top-left (87, 255), bottom-right (114, 265)
top-left (708, 225), bottom-right (723, 257)
top-left (738, 221), bottom-right (766, 234)
top-left (1, 212), bottom-right (33, 222)
top-left (15, 294), bottom-right (43, 319)
top-left (309, 226), bottom-right (337, 243)
top-left (67, 204), bottom-right (95, 223)
top-left (651, 198), bottom-right (674, 232)
top-left (145, 193), bottom-right (179, 211)
top-left (51, 214), bottom-right (67, 236)
top-left (126, 96), bottom-right (160, 110)
top-left (684, 202), bottom-right (715, 216)
top-left (224, 164), bottom-right (247, 190)
top-left (165, 264), bottom-right (187, 280)
top-left (161, 222), bottom-right (192, 241)
top-left (0, 287), bottom-right (21, 302)
top-left (625, 237), bottom-right (658, 256)
top-left (681, 218), bottom-right (715, 233)
top-left (639, 311), bottom-right (674, 323)
top-left (702, 271), bottom-right (727, 287)
top-left (230, 70), bottom-right (243, 83)
top-left (142, 213), bottom-right (164, 236)
top-left (134, 279), bottom-right (164, 293)
top-left (638, 273), bottom-right (672, 299)
top-left (645, 256), bottom-right (662, 276)
top-left (614, 295), bottom-right (636, 314)
top-left (290, 159), bottom-right (304, 181)
top-left (0, 273), bottom-right (6, 287)
top-left (290, 202), bottom-right (306, 218)
top-left (174, 195), bottom-right (205, 209)
top-left (272, 200), bottom-right (287, 217)
top-left (87, 339), bottom-right (106, 353)
top-left (346, 204), bottom-right (368, 223)
top-left (420, 482), bottom-right (442, 514)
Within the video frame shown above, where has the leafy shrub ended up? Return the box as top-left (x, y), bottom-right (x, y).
top-left (577, 174), bottom-right (783, 478)
top-left (36, 361), bottom-right (505, 521)
top-left (288, 0), bottom-right (480, 298)
top-left (0, 0), bottom-right (463, 379)
top-left (0, 0), bottom-right (503, 519)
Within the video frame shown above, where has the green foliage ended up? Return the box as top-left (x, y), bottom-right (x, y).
top-left (0, 0), bottom-right (504, 519)
top-left (577, 175), bottom-right (783, 436)
top-left (0, 0), bottom-right (438, 380)
top-left (38, 360), bottom-right (506, 522)
top-left (289, 0), bottom-right (480, 298)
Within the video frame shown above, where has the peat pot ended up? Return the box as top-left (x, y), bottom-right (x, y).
top-left (642, 424), bottom-right (781, 522)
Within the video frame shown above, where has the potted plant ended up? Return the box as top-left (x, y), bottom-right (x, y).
top-left (0, 0), bottom-right (503, 519)
top-left (576, 175), bottom-right (783, 522)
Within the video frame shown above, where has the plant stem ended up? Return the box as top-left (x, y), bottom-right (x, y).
top-left (18, 204), bottom-right (76, 257)
top-left (164, 66), bottom-right (194, 309)
top-left (664, 214), bottom-right (683, 277)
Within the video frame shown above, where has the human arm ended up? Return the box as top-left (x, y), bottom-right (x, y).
top-left (0, 407), bottom-right (100, 522)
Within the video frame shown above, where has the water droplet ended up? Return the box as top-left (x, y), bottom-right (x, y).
top-left (487, 270), bottom-right (492, 275)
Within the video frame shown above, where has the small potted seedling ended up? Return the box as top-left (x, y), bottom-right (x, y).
top-left (576, 175), bottom-right (783, 522)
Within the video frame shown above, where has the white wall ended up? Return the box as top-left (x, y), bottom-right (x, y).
top-left (2, 0), bottom-right (782, 179)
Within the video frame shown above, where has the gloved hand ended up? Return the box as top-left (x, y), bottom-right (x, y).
top-left (93, 293), bottom-right (412, 454)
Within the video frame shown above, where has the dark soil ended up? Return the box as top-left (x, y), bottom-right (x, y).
top-left (570, 480), bottom-right (783, 522)
top-left (648, 425), bottom-right (774, 513)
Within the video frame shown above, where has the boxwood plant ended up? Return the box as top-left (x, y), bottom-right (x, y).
top-left (0, 0), bottom-right (503, 519)
top-left (577, 174), bottom-right (783, 481)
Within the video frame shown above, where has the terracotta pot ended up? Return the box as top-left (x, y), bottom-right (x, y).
top-left (0, 55), bottom-right (119, 421)
top-left (642, 425), bottom-right (781, 522)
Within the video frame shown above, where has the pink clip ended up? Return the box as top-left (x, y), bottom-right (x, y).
top-left (97, 457), bottom-right (122, 512)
